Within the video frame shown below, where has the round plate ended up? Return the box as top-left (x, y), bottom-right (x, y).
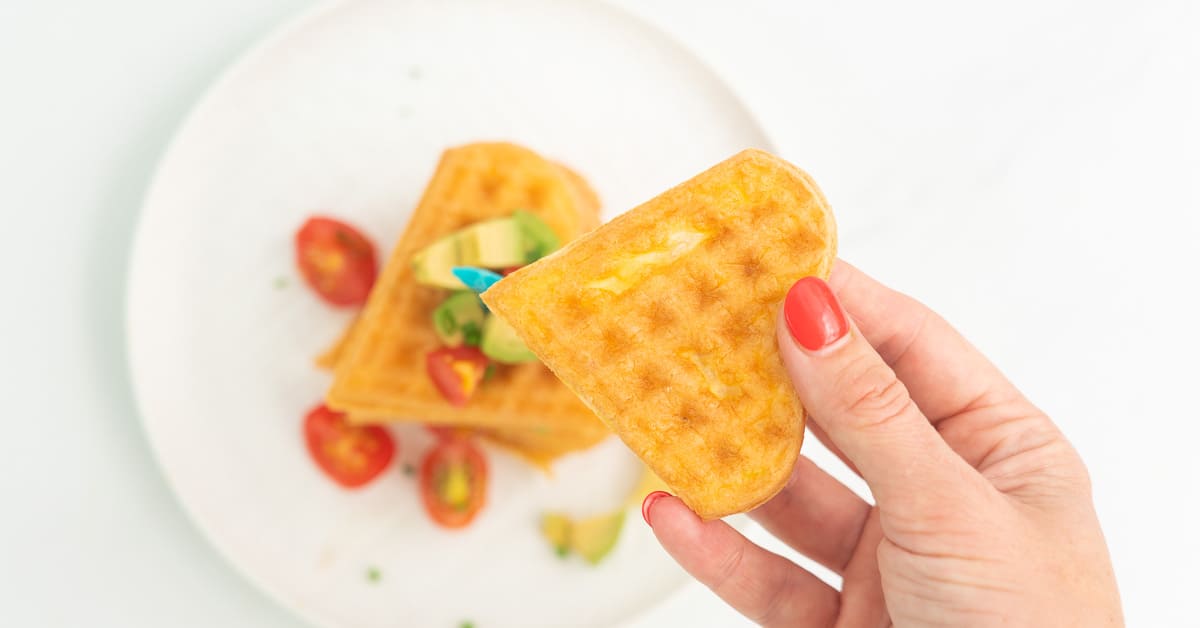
top-left (127, 1), bottom-right (771, 627)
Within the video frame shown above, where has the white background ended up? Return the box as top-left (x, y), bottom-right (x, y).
top-left (1, 1), bottom-right (1196, 627)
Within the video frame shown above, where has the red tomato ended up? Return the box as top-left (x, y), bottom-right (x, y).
top-left (420, 439), bottom-right (488, 528)
top-left (303, 404), bottom-right (395, 488)
top-left (426, 425), bottom-right (476, 441)
top-left (295, 216), bottom-right (378, 307)
top-left (425, 346), bottom-right (489, 407)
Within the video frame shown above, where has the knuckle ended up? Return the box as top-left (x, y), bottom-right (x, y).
top-left (874, 537), bottom-right (905, 571)
top-left (753, 574), bottom-right (793, 627)
top-left (839, 357), bottom-right (914, 429)
top-left (709, 541), bottom-right (747, 596)
top-left (1070, 455), bottom-right (1093, 494)
top-left (748, 573), bottom-right (796, 628)
top-left (978, 420), bottom-right (1095, 500)
top-left (1043, 433), bottom-right (1093, 494)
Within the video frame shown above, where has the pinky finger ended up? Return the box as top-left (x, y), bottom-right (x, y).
top-left (645, 494), bottom-right (840, 627)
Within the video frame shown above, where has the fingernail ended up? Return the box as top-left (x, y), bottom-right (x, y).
top-left (641, 491), bottom-right (671, 527)
top-left (784, 276), bottom-right (849, 351)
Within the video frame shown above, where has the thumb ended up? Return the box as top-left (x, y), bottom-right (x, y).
top-left (777, 276), bottom-right (972, 511)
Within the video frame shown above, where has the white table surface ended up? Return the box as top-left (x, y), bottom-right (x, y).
top-left (2, 1), bottom-right (1196, 626)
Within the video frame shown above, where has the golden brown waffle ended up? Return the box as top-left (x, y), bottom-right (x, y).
top-left (324, 142), bottom-right (609, 456)
top-left (314, 317), bottom-right (356, 370)
top-left (483, 149), bottom-right (837, 518)
top-left (316, 160), bottom-right (601, 375)
top-left (476, 427), bottom-right (600, 470)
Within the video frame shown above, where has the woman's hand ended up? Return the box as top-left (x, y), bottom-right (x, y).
top-left (641, 260), bottom-right (1123, 627)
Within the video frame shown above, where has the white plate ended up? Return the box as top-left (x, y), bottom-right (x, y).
top-left (127, 1), bottom-right (771, 627)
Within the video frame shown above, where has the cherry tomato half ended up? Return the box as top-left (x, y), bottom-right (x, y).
top-left (419, 439), bottom-right (488, 528)
top-left (303, 404), bottom-right (395, 488)
top-left (295, 216), bottom-right (378, 307)
top-left (425, 346), bottom-right (489, 407)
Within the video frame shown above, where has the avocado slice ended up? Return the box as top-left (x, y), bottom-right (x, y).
top-left (538, 510), bottom-right (625, 565)
top-left (412, 234), bottom-right (463, 289)
top-left (538, 467), bottom-right (663, 566)
top-left (540, 513), bottom-right (572, 558)
top-left (432, 292), bottom-right (485, 347)
top-left (480, 314), bottom-right (537, 364)
top-left (412, 217), bottom-right (527, 288)
top-left (512, 210), bottom-right (561, 263)
top-left (571, 511), bottom-right (626, 565)
top-left (457, 217), bottom-right (527, 268)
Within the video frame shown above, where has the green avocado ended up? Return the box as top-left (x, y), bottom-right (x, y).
top-left (412, 217), bottom-right (527, 288)
top-left (571, 511), bottom-right (626, 565)
top-left (480, 314), bottom-right (537, 364)
top-left (538, 510), bottom-right (625, 565)
top-left (412, 234), bottom-right (463, 289)
top-left (540, 513), bottom-right (572, 558)
top-left (432, 292), bottom-right (485, 347)
top-left (512, 210), bottom-right (561, 263)
top-left (458, 217), bottom-right (527, 268)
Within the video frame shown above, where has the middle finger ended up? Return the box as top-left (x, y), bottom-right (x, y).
top-left (751, 453), bottom-right (871, 574)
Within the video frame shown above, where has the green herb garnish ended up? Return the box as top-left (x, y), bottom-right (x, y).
top-left (462, 322), bottom-right (482, 347)
top-left (272, 276), bottom-right (288, 290)
top-left (366, 566), bottom-right (382, 583)
top-left (436, 308), bottom-right (459, 334)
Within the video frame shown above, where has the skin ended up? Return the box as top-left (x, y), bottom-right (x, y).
top-left (644, 260), bottom-right (1123, 627)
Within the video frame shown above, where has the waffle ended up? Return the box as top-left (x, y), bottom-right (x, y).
top-left (482, 149), bottom-right (837, 519)
top-left (324, 142), bottom-right (609, 457)
top-left (476, 427), bottom-right (600, 469)
top-left (314, 316), bottom-right (355, 370)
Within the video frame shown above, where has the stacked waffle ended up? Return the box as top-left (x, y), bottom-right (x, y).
top-left (321, 142), bottom-right (610, 467)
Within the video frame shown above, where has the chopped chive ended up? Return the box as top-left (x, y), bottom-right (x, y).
top-left (272, 276), bottom-right (288, 290)
top-left (482, 363), bottom-right (497, 381)
top-left (436, 308), bottom-right (458, 334)
top-left (366, 566), bottom-right (381, 582)
top-left (459, 622), bottom-right (474, 628)
top-left (555, 546), bottom-right (569, 559)
top-left (462, 322), bottom-right (482, 347)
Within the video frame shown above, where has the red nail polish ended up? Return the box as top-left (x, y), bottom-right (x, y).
top-left (641, 491), bottom-right (671, 527)
top-left (784, 277), bottom-right (849, 351)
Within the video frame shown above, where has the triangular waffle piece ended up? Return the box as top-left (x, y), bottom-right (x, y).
top-left (325, 143), bottom-right (608, 453)
top-left (475, 426), bottom-right (601, 470)
top-left (483, 149), bottom-right (837, 518)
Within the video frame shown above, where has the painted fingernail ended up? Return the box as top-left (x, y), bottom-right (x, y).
top-left (641, 491), bottom-right (671, 527)
top-left (784, 276), bottom-right (849, 351)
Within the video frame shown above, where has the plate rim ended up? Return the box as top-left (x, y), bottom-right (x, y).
top-left (124, 1), bottom-right (776, 627)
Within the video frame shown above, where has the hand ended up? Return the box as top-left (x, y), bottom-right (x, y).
top-left (641, 260), bottom-right (1123, 627)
